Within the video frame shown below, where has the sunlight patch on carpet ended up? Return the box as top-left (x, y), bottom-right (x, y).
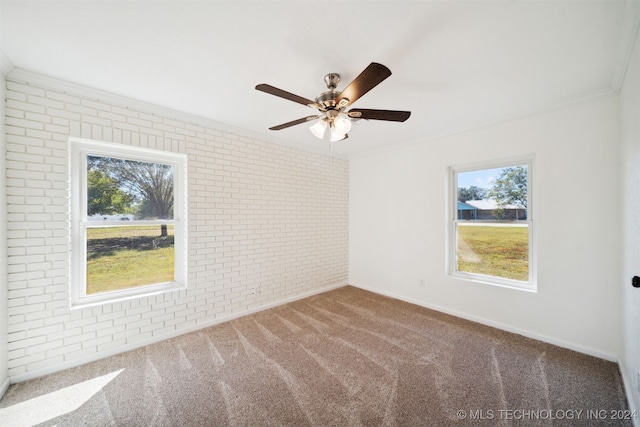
top-left (0, 369), bottom-right (123, 427)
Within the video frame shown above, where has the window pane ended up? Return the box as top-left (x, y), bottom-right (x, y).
top-left (457, 223), bottom-right (528, 281)
top-left (86, 225), bottom-right (175, 294)
top-left (87, 156), bottom-right (174, 220)
top-left (457, 165), bottom-right (528, 221)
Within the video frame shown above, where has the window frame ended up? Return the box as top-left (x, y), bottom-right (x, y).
top-left (448, 156), bottom-right (536, 292)
top-left (70, 138), bottom-right (188, 308)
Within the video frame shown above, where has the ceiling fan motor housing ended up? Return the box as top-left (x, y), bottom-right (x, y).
top-left (316, 91), bottom-right (339, 109)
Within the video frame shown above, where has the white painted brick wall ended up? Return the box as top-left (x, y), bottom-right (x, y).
top-left (5, 77), bottom-right (349, 380)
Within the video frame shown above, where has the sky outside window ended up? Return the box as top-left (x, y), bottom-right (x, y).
top-left (457, 167), bottom-right (504, 192)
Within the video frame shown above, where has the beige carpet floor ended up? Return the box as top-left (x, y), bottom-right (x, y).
top-left (0, 286), bottom-right (631, 426)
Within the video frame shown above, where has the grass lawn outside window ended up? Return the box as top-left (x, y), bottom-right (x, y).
top-left (86, 225), bottom-right (175, 294)
top-left (456, 223), bottom-right (528, 282)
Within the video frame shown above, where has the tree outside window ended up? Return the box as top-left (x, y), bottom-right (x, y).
top-left (88, 156), bottom-right (174, 236)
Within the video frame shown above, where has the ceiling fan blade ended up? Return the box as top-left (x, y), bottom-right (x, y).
top-left (269, 115), bottom-right (320, 131)
top-left (256, 84), bottom-right (323, 109)
top-left (348, 109), bottom-right (411, 122)
top-left (335, 63), bottom-right (392, 108)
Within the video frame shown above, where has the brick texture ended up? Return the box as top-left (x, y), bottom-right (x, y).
top-left (5, 78), bottom-right (349, 379)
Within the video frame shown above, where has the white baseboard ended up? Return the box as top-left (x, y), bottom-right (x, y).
top-left (350, 282), bottom-right (618, 362)
top-left (9, 282), bottom-right (347, 384)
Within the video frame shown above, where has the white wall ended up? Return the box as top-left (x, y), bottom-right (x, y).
top-left (4, 72), bottom-right (348, 381)
top-left (620, 24), bottom-right (640, 416)
top-left (350, 94), bottom-right (621, 359)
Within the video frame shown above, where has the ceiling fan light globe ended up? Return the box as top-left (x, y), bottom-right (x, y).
top-left (309, 120), bottom-right (328, 139)
top-left (333, 115), bottom-right (352, 133)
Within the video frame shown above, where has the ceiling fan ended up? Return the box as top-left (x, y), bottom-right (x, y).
top-left (255, 62), bottom-right (411, 142)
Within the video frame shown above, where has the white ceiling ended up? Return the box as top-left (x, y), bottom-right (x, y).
top-left (1, 1), bottom-right (638, 158)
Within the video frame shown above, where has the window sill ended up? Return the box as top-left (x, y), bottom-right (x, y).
top-left (449, 272), bottom-right (537, 293)
top-left (70, 281), bottom-right (187, 310)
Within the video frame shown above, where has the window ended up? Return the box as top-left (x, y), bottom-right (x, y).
top-left (70, 138), bottom-right (187, 307)
top-left (449, 158), bottom-right (535, 291)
